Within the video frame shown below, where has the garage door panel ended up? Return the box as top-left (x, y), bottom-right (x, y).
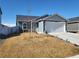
top-left (45, 22), bottom-right (65, 33)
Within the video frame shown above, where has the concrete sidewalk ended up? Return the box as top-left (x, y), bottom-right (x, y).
top-left (68, 55), bottom-right (79, 58)
top-left (49, 32), bottom-right (79, 45)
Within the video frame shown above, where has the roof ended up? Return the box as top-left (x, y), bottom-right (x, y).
top-left (0, 8), bottom-right (2, 15)
top-left (37, 14), bottom-right (66, 22)
top-left (16, 15), bottom-right (39, 22)
top-left (36, 14), bottom-right (49, 20)
top-left (0, 24), bottom-right (10, 28)
top-left (68, 16), bottom-right (79, 23)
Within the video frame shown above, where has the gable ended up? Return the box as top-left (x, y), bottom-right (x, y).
top-left (43, 14), bottom-right (66, 22)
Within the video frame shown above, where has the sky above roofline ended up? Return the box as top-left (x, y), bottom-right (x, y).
top-left (0, 0), bottom-right (79, 26)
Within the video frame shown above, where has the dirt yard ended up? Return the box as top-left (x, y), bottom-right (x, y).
top-left (0, 32), bottom-right (79, 58)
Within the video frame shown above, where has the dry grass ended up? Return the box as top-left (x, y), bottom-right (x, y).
top-left (0, 32), bottom-right (79, 58)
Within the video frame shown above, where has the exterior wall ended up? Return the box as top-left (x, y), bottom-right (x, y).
top-left (16, 21), bottom-right (22, 28)
top-left (36, 21), bottom-right (44, 33)
top-left (16, 21), bottom-right (37, 32)
top-left (45, 22), bottom-right (66, 33)
top-left (48, 15), bottom-right (65, 21)
top-left (32, 22), bottom-right (37, 32)
top-left (16, 21), bottom-right (27, 31)
top-left (67, 23), bottom-right (78, 32)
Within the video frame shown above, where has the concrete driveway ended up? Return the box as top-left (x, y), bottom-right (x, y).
top-left (49, 32), bottom-right (79, 45)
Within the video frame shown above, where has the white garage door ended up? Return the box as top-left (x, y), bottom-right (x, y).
top-left (45, 22), bottom-right (66, 33)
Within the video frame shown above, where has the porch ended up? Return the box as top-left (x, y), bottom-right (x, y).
top-left (16, 20), bottom-right (37, 32)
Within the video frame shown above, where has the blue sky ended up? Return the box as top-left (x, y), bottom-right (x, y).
top-left (0, 0), bottom-right (79, 26)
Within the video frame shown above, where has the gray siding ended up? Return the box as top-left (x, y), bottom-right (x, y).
top-left (17, 21), bottom-right (37, 32)
top-left (16, 15), bottom-right (39, 32)
top-left (43, 14), bottom-right (66, 22)
top-left (16, 21), bottom-right (22, 28)
top-left (67, 23), bottom-right (78, 32)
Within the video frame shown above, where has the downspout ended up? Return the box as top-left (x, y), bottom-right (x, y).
top-left (78, 23), bottom-right (79, 33)
top-left (65, 21), bottom-right (67, 33)
top-left (22, 22), bottom-right (24, 32)
top-left (43, 20), bottom-right (45, 33)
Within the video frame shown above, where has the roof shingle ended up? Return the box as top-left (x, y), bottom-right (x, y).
top-left (16, 15), bottom-right (39, 21)
top-left (37, 14), bottom-right (66, 22)
top-left (68, 17), bottom-right (79, 22)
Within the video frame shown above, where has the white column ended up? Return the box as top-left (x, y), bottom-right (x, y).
top-left (22, 22), bottom-right (24, 31)
top-left (31, 20), bottom-right (32, 33)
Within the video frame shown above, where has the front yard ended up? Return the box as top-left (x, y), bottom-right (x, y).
top-left (0, 32), bottom-right (79, 58)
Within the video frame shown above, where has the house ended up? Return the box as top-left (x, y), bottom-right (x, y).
top-left (0, 7), bottom-right (2, 24)
top-left (36, 14), bottom-right (67, 34)
top-left (0, 7), bottom-right (19, 36)
top-left (0, 24), bottom-right (11, 35)
top-left (67, 17), bottom-right (79, 33)
top-left (0, 8), bottom-right (11, 35)
top-left (0, 25), bottom-right (20, 36)
top-left (16, 15), bottom-right (39, 32)
top-left (16, 14), bottom-right (67, 33)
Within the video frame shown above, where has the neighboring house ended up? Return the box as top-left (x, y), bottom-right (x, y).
top-left (0, 8), bottom-right (10, 35)
top-left (0, 7), bottom-right (20, 36)
top-left (67, 17), bottom-right (79, 33)
top-left (0, 24), bottom-right (11, 35)
top-left (0, 25), bottom-right (20, 35)
top-left (16, 15), bottom-right (39, 32)
top-left (0, 8), bottom-right (2, 24)
top-left (36, 14), bottom-right (67, 34)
